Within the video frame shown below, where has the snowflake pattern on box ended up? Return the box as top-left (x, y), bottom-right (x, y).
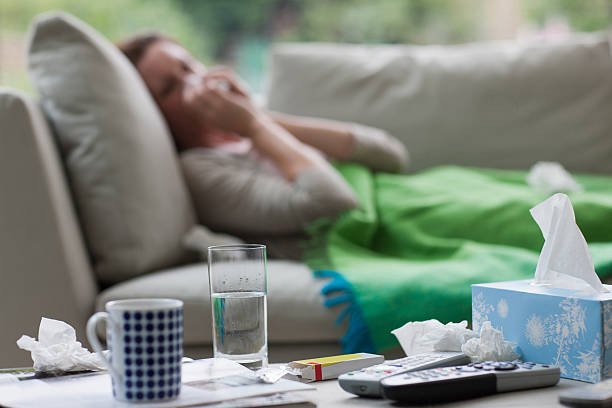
top-left (604, 303), bottom-right (612, 378)
top-left (522, 298), bottom-right (600, 381)
top-left (497, 299), bottom-right (509, 319)
top-left (472, 281), bottom-right (612, 383)
top-left (472, 292), bottom-right (494, 331)
top-left (575, 335), bottom-right (602, 383)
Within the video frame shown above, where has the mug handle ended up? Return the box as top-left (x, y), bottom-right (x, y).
top-left (86, 312), bottom-right (121, 383)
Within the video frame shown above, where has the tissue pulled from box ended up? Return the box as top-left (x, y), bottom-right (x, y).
top-left (392, 319), bottom-right (519, 361)
top-left (461, 321), bottom-right (520, 362)
top-left (527, 162), bottom-right (582, 195)
top-left (16, 317), bottom-right (105, 373)
top-left (530, 193), bottom-right (607, 294)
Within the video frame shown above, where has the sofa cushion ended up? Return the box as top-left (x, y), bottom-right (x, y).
top-left (267, 36), bottom-right (612, 174)
top-left (27, 12), bottom-right (197, 284)
top-left (96, 260), bottom-right (345, 345)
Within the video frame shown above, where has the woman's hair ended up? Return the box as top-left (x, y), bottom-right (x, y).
top-left (116, 32), bottom-right (174, 66)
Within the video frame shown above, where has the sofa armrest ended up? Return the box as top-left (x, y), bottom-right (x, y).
top-left (0, 88), bottom-right (98, 366)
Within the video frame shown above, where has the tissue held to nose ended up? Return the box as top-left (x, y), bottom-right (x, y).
top-left (16, 317), bottom-right (106, 373)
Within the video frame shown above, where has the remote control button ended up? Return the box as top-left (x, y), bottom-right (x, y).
top-left (494, 363), bottom-right (517, 371)
top-left (458, 366), bottom-right (477, 372)
top-left (473, 363), bottom-right (483, 369)
top-left (482, 365), bottom-right (495, 371)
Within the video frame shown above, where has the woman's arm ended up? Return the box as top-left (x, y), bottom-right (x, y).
top-left (269, 111), bottom-right (409, 173)
top-left (247, 116), bottom-right (332, 181)
top-left (268, 111), bottom-right (355, 160)
top-left (183, 79), bottom-right (338, 181)
top-left (202, 68), bottom-right (408, 173)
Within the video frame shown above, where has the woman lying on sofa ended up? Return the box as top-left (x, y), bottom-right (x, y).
top-left (118, 34), bottom-right (612, 355)
top-left (118, 33), bottom-right (408, 259)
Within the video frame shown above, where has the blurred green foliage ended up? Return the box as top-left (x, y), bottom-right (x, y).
top-left (1, 0), bottom-right (210, 58)
top-left (1, 0), bottom-right (611, 92)
top-left (525, 0), bottom-right (612, 32)
top-left (280, 0), bottom-right (481, 44)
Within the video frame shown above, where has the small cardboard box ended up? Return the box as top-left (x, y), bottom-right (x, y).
top-left (288, 353), bottom-right (384, 381)
top-left (472, 279), bottom-right (612, 383)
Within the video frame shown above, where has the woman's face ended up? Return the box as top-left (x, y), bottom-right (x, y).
top-left (136, 40), bottom-right (208, 150)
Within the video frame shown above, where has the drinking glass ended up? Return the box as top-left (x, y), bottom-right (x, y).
top-left (208, 244), bottom-right (268, 369)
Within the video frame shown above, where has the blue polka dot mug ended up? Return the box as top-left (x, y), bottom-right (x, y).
top-left (86, 298), bottom-right (184, 402)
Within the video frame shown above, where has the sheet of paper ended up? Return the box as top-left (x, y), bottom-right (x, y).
top-left (0, 359), bottom-right (314, 408)
top-left (197, 392), bottom-right (315, 408)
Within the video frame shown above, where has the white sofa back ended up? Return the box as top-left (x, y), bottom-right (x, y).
top-left (266, 36), bottom-right (612, 174)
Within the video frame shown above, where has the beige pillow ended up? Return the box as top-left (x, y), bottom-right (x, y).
top-left (28, 12), bottom-right (197, 284)
top-left (267, 37), bottom-right (612, 174)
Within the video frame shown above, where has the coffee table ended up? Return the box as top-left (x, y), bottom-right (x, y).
top-left (305, 377), bottom-right (580, 407)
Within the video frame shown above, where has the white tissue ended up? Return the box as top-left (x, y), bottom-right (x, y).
top-left (527, 162), bottom-right (582, 194)
top-left (391, 319), bottom-right (479, 355)
top-left (392, 319), bottom-right (519, 362)
top-left (530, 193), bottom-right (607, 293)
top-left (16, 317), bottom-right (106, 373)
top-left (461, 322), bottom-right (520, 362)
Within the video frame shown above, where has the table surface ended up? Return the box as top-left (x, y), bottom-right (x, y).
top-left (305, 378), bottom-right (581, 407)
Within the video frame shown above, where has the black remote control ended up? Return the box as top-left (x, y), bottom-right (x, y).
top-left (380, 361), bottom-right (560, 403)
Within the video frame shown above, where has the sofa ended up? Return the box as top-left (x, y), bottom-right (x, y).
top-left (2, 12), bottom-right (612, 367)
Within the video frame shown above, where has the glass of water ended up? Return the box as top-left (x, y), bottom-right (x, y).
top-left (207, 244), bottom-right (268, 369)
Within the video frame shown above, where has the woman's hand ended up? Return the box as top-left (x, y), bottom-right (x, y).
top-left (182, 77), bottom-right (261, 137)
top-left (205, 66), bottom-right (251, 97)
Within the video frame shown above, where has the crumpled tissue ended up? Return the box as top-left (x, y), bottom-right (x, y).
top-left (392, 319), bottom-right (519, 362)
top-left (391, 320), bottom-right (478, 355)
top-left (526, 161), bottom-right (582, 195)
top-left (461, 321), bottom-right (520, 362)
top-left (16, 317), bottom-right (106, 373)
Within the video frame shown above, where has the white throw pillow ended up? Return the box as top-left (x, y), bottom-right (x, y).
top-left (267, 37), bottom-right (612, 174)
top-left (28, 12), bottom-right (197, 283)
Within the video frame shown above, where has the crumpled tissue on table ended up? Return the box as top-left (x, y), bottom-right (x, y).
top-left (526, 161), bottom-right (582, 195)
top-left (16, 317), bottom-right (106, 373)
top-left (391, 319), bottom-right (520, 362)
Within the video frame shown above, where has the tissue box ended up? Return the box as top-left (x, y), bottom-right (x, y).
top-left (288, 353), bottom-right (384, 381)
top-left (472, 279), bottom-right (612, 383)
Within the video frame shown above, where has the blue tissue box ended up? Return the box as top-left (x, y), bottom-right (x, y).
top-left (472, 279), bottom-right (612, 383)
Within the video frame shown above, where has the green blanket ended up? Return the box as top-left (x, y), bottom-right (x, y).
top-left (304, 165), bottom-right (612, 353)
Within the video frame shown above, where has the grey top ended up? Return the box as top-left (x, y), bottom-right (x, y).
top-left (180, 123), bottom-right (407, 259)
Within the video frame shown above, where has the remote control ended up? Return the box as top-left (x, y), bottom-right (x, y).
top-left (338, 351), bottom-right (470, 397)
top-left (380, 361), bottom-right (560, 403)
top-left (559, 378), bottom-right (612, 407)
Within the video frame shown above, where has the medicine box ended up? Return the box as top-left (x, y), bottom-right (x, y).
top-left (288, 353), bottom-right (384, 381)
top-left (472, 279), bottom-right (612, 383)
